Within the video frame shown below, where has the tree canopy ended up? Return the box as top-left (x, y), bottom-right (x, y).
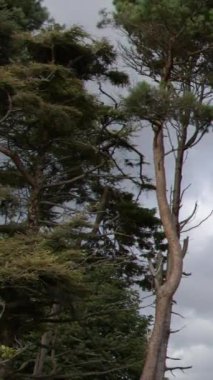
top-left (0, 1), bottom-right (164, 379)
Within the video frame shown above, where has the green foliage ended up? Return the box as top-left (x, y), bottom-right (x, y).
top-left (0, 233), bottom-right (150, 379)
top-left (26, 26), bottom-right (127, 83)
top-left (0, 345), bottom-right (17, 360)
top-left (0, 0), bottom-right (49, 65)
top-left (113, 0), bottom-right (213, 80)
top-left (0, 0), bottom-right (49, 31)
top-left (0, 2), bottom-right (166, 379)
top-left (0, 21), bottom-right (133, 227)
top-left (125, 82), bottom-right (213, 127)
top-left (125, 82), bottom-right (172, 122)
top-left (53, 262), bottom-right (149, 379)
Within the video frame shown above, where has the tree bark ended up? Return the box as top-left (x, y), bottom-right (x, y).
top-left (28, 186), bottom-right (40, 229)
top-left (140, 126), bottom-right (183, 380)
top-left (154, 303), bottom-right (172, 380)
top-left (155, 120), bottom-right (189, 379)
top-left (28, 165), bottom-right (43, 229)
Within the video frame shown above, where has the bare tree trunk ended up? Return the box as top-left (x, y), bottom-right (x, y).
top-left (153, 115), bottom-right (189, 380)
top-left (140, 126), bottom-right (183, 380)
top-left (154, 303), bottom-right (172, 380)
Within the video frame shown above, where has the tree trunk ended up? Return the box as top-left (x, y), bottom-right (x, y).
top-left (154, 303), bottom-right (172, 380)
top-left (140, 126), bottom-right (183, 380)
top-left (28, 165), bottom-right (43, 229)
top-left (152, 119), bottom-right (189, 380)
top-left (28, 186), bottom-right (40, 229)
top-left (33, 331), bottom-right (53, 376)
top-left (140, 291), bottom-right (172, 380)
top-left (33, 303), bottom-right (59, 377)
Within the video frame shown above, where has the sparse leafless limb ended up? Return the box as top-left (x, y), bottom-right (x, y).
top-left (148, 259), bottom-right (160, 290)
top-left (166, 356), bottom-right (181, 361)
top-left (171, 311), bottom-right (185, 319)
top-left (165, 365), bottom-right (192, 374)
top-left (170, 325), bottom-right (186, 334)
top-left (182, 209), bottom-right (213, 233)
top-left (182, 272), bottom-right (191, 277)
top-left (98, 82), bottom-right (118, 108)
top-left (182, 236), bottom-right (189, 257)
top-left (140, 302), bottom-right (155, 309)
top-left (180, 183), bottom-right (191, 204)
top-left (180, 202), bottom-right (198, 230)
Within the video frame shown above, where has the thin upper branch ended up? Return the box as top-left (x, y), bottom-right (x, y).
top-left (0, 145), bottom-right (35, 187)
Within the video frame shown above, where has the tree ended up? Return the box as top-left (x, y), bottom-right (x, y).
top-left (0, 22), bottom-right (131, 230)
top-left (0, 1), bottom-right (165, 379)
top-left (0, 0), bottom-right (49, 65)
top-left (111, 1), bottom-right (213, 379)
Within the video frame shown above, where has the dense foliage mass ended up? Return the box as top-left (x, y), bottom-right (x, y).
top-left (2, 1), bottom-right (211, 379)
top-left (0, 1), bottom-right (165, 379)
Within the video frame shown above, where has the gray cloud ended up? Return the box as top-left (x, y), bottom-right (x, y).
top-left (44, 0), bottom-right (112, 35)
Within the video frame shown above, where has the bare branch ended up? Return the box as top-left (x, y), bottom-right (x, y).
top-left (166, 365), bottom-right (192, 373)
top-left (171, 311), bottom-right (185, 319)
top-left (180, 202), bottom-right (198, 230)
top-left (98, 82), bottom-right (118, 108)
top-left (148, 259), bottom-right (160, 290)
top-left (182, 237), bottom-right (189, 257)
top-left (166, 356), bottom-right (181, 361)
top-left (170, 325), bottom-right (186, 334)
top-left (180, 184), bottom-right (191, 204)
top-left (182, 209), bottom-right (213, 233)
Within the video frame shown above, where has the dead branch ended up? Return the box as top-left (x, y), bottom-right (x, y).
top-left (182, 209), bottom-right (213, 233)
top-left (180, 183), bottom-right (191, 204)
top-left (98, 82), bottom-right (118, 108)
top-left (170, 325), bottom-right (186, 334)
top-left (166, 356), bottom-right (181, 361)
top-left (171, 311), bottom-right (185, 319)
top-left (182, 236), bottom-right (189, 257)
top-left (180, 202), bottom-right (198, 230)
top-left (148, 260), bottom-right (160, 290)
top-left (165, 365), bottom-right (192, 373)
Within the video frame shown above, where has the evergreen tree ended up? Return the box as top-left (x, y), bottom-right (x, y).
top-left (0, 1), bottom-right (164, 379)
top-left (111, 1), bottom-right (213, 379)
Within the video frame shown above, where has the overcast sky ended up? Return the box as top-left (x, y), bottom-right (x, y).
top-left (43, 2), bottom-right (213, 379)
